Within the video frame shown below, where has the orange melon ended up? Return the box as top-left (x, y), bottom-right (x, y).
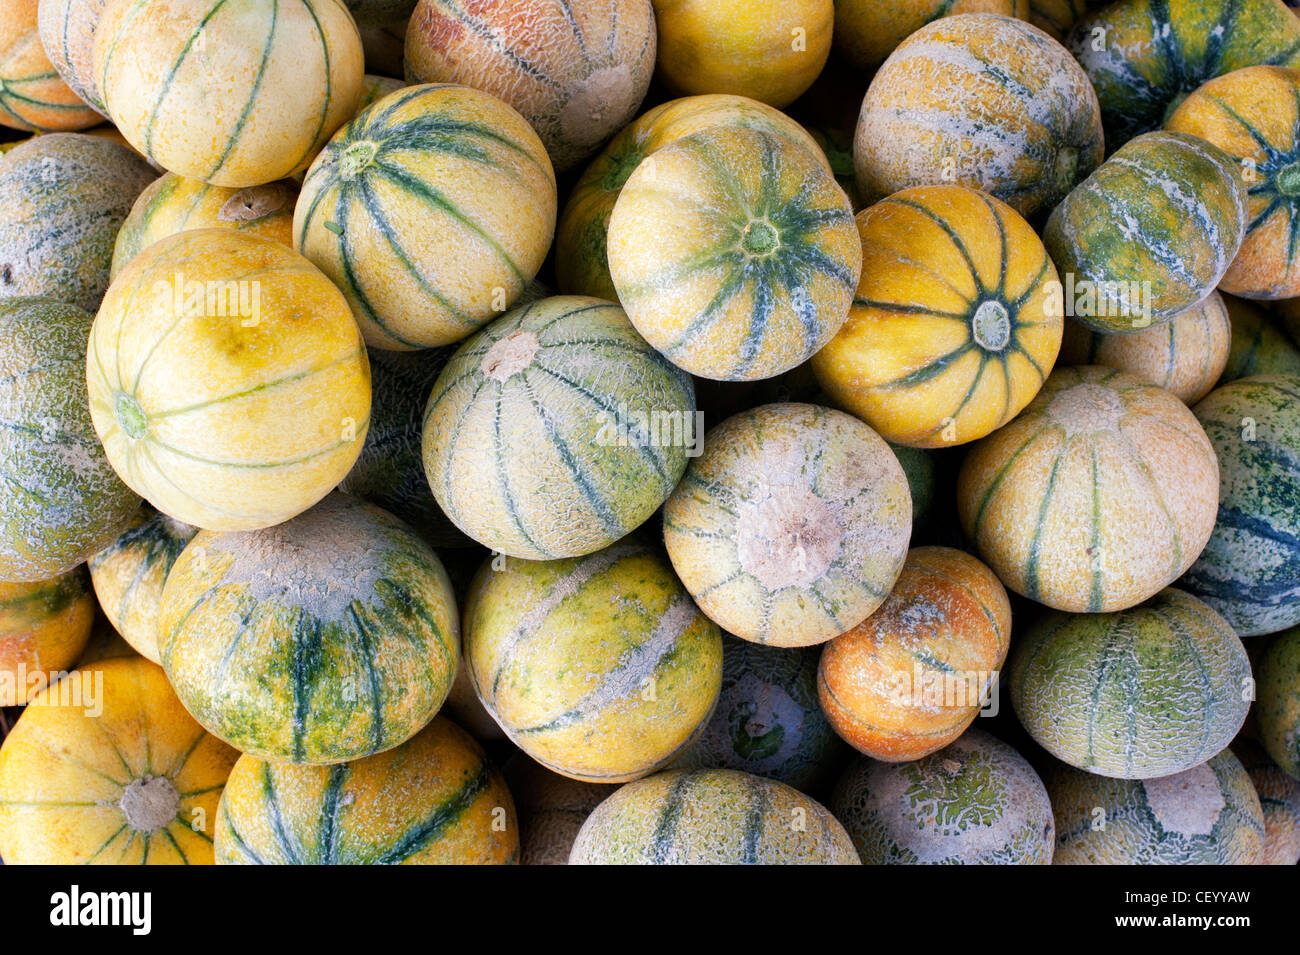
top-left (0, 0), bottom-right (100, 131)
top-left (0, 569), bottom-right (94, 706)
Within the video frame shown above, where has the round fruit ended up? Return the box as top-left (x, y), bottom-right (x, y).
top-left (608, 126), bottom-right (860, 381)
top-left (1046, 750), bottom-right (1265, 864)
top-left (818, 546), bottom-right (1011, 761)
top-left (94, 0), bottom-right (364, 186)
top-left (1010, 588), bottom-right (1251, 779)
top-left (88, 507), bottom-right (197, 663)
top-left (87, 229), bottom-right (371, 532)
top-left (556, 92), bottom-right (828, 302)
top-left (422, 296), bottom-right (695, 560)
top-left (958, 366), bottom-right (1220, 613)
top-left (1181, 375), bottom-right (1300, 635)
top-left (854, 14), bottom-right (1103, 219)
top-left (0, 657), bottom-right (239, 864)
top-left (1256, 628), bottom-right (1300, 780)
top-left (663, 403), bottom-right (911, 647)
top-left (1057, 292), bottom-right (1231, 404)
top-left (0, 297), bottom-right (140, 581)
top-left (832, 1), bottom-right (1025, 71)
top-left (159, 494), bottom-right (459, 764)
top-left (811, 184), bottom-right (1064, 447)
top-left (892, 444), bottom-right (937, 527)
top-left (0, 132), bottom-right (155, 310)
top-left (464, 543), bottom-right (722, 783)
top-left (830, 729), bottom-right (1055, 865)
top-left (505, 755), bottom-right (611, 865)
top-left (650, 0), bottom-right (832, 109)
top-left (216, 717), bottom-right (517, 864)
top-left (0, 0), bottom-right (100, 131)
top-left (1232, 738), bottom-right (1300, 864)
top-left (35, 0), bottom-right (109, 113)
top-left (0, 568), bottom-right (94, 705)
top-left (1220, 295), bottom-right (1300, 382)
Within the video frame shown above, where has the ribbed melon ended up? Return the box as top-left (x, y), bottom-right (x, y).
top-left (0, 657), bottom-right (239, 864)
top-left (112, 173), bottom-right (298, 279)
top-left (1046, 750), bottom-right (1265, 864)
top-left (88, 507), bottom-right (197, 663)
top-left (405, 0), bottom-right (656, 171)
top-left (663, 403), bottom-right (911, 647)
top-left (1010, 588), bottom-right (1251, 779)
top-left (0, 0), bottom-right (100, 131)
top-left (958, 367), bottom-right (1220, 613)
top-left (670, 635), bottom-right (848, 794)
top-left (608, 126), bottom-right (860, 381)
top-left (464, 543), bottom-right (722, 783)
top-left (1256, 628), bottom-right (1300, 780)
top-left (0, 132), bottom-right (154, 310)
top-left (423, 296), bottom-right (695, 560)
top-left (832, 1), bottom-right (1025, 70)
top-left (1058, 292), bottom-right (1230, 404)
top-left (1220, 294), bottom-right (1300, 382)
top-left (830, 729), bottom-right (1055, 865)
top-left (216, 716), bottom-right (517, 864)
top-left (1233, 737), bottom-right (1300, 864)
top-left (0, 568), bottom-right (94, 705)
top-left (295, 83), bottom-right (556, 351)
top-left (36, 0), bottom-right (109, 114)
top-left (569, 768), bottom-right (860, 864)
top-left (855, 14), bottom-right (1103, 219)
top-left (87, 229), bottom-right (371, 532)
top-left (892, 444), bottom-right (937, 528)
top-left (356, 73), bottom-right (405, 113)
top-left (159, 494), bottom-right (459, 765)
top-left (0, 297), bottom-right (141, 581)
top-left (504, 754), bottom-right (611, 865)
top-left (556, 93), bottom-right (828, 302)
top-left (811, 184), bottom-right (1064, 447)
top-left (94, 0), bottom-right (364, 186)
top-left (1181, 375), bottom-right (1300, 635)
top-left (818, 546), bottom-right (1011, 762)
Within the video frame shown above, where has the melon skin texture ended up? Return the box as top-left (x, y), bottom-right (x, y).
top-left (854, 14), bottom-right (1103, 220)
top-left (87, 506), bottom-right (197, 664)
top-left (1232, 737), bottom-right (1300, 864)
top-left (405, 0), bottom-right (656, 172)
top-left (571, 768), bottom-right (859, 864)
top-left (216, 717), bottom-right (518, 865)
top-left (1219, 294), bottom-right (1300, 383)
top-left (1058, 292), bottom-right (1230, 405)
top-left (0, 297), bottom-right (141, 582)
top-left (0, 568), bottom-right (94, 705)
top-left (832, 0), bottom-right (1025, 71)
top-left (423, 296), bottom-right (695, 561)
top-left (650, 0), bottom-right (832, 109)
top-left (295, 83), bottom-right (556, 351)
top-left (830, 729), bottom-right (1055, 865)
top-left (670, 635), bottom-right (849, 794)
top-left (818, 546), bottom-right (1011, 762)
top-left (159, 493), bottom-right (459, 765)
top-left (464, 544), bottom-right (722, 784)
top-left (87, 229), bottom-right (371, 533)
top-left (94, 0), bottom-right (364, 187)
top-left (663, 403), bottom-right (911, 648)
top-left (1181, 375), bottom-right (1300, 635)
top-left (0, 657), bottom-right (239, 864)
top-left (0, 0), bottom-right (100, 131)
top-left (0, 132), bottom-right (155, 311)
top-left (958, 366), bottom-right (1220, 613)
top-left (36, 0), bottom-right (110, 114)
top-left (1010, 588), bottom-right (1251, 780)
top-left (1046, 750), bottom-right (1265, 865)
top-left (504, 754), bottom-right (612, 865)
top-left (1256, 628), bottom-right (1300, 780)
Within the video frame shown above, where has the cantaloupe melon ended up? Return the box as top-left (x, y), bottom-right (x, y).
top-left (1232, 737), bottom-right (1300, 864)
top-left (36, 0), bottom-right (109, 114)
top-left (1256, 628), bottom-right (1300, 780)
top-left (0, 568), bottom-right (94, 705)
top-left (1219, 295), bottom-right (1300, 382)
top-left (0, 0), bottom-right (100, 131)
top-left (832, 1), bottom-right (1025, 71)
top-left (504, 754), bottom-right (611, 865)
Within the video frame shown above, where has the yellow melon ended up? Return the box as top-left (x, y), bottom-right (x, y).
top-left (0, 0), bottom-right (100, 131)
top-left (0, 569), bottom-right (95, 705)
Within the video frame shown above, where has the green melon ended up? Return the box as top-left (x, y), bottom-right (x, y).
top-left (1219, 296), bottom-right (1300, 383)
top-left (569, 768), bottom-right (861, 864)
top-left (1232, 737), bottom-right (1300, 864)
top-left (1256, 627), bottom-right (1300, 780)
top-left (890, 443), bottom-right (937, 528)
top-left (829, 729), bottom-right (1055, 865)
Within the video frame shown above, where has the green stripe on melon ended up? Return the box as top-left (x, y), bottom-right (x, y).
top-left (36, 0), bottom-right (110, 114)
top-left (1220, 295), bottom-right (1300, 383)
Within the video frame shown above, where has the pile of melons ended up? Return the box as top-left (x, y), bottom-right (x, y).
top-left (1, 0), bottom-right (1299, 867)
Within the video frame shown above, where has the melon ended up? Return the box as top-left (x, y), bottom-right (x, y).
top-left (441, 655), bottom-right (505, 741)
top-left (830, 729), bottom-right (1055, 865)
top-left (957, 367), bottom-right (1220, 613)
top-left (0, 657), bottom-right (239, 864)
top-left (1220, 295), bottom-right (1300, 382)
top-left (1181, 375), bottom-right (1300, 635)
top-left (662, 403), bottom-right (911, 647)
top-left (1026, 0), bottom-right (1087, 38)
top-left (75, 617), bottom-right (137, 666)
top-left (0, 568), bottom-right (94, 705)
top-left (1256, 628), bottom-right (1300, 780)
top-left (0, 0), bottom-right (100, 131)
top-left (0, 297), bottom-right (141, 581)
top-left (216, 716), bottom-right (517, 864)
top-left (464, 543), bottom-right (722, 783)
top-left (1010, 588), bottom-right (1252, 779)
top-left (832, 1), bottom-right (1025, 71)
top-left (405, 0), bottom-right (656, 171)
top-left (569, 768), bottom-right (860, 864)
top-left (891, 444), bottom-right (938, 528)
top-left (0, 132), bottom-right (155, 310)
top-left (159, 493), bottom-right (459, 765)
top-left (818, 546), bottom-right (1011, 762)
top-left (504, 754), bottom-right (611, 865)
top-left (295, 83), bottom-right (556, 350)
top-left (94, 0), bottom-right (365, 186)
top-left (422, 296), bottom-right (695, 560)
top-left (1232, 737), bottom-right (1300, 864)
top-left (35, 0), bottom-right (109, 113)
top-left (1046, 750), bottom-right (1265, 864)
top-left (356, 73), bottom-right (405, 113)
top-left (87, 229), bottom-right (371, 532)
top-left (607, 126), bottom-right (860, 381)
top-left (87, 506), bottom-right (197, 664)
